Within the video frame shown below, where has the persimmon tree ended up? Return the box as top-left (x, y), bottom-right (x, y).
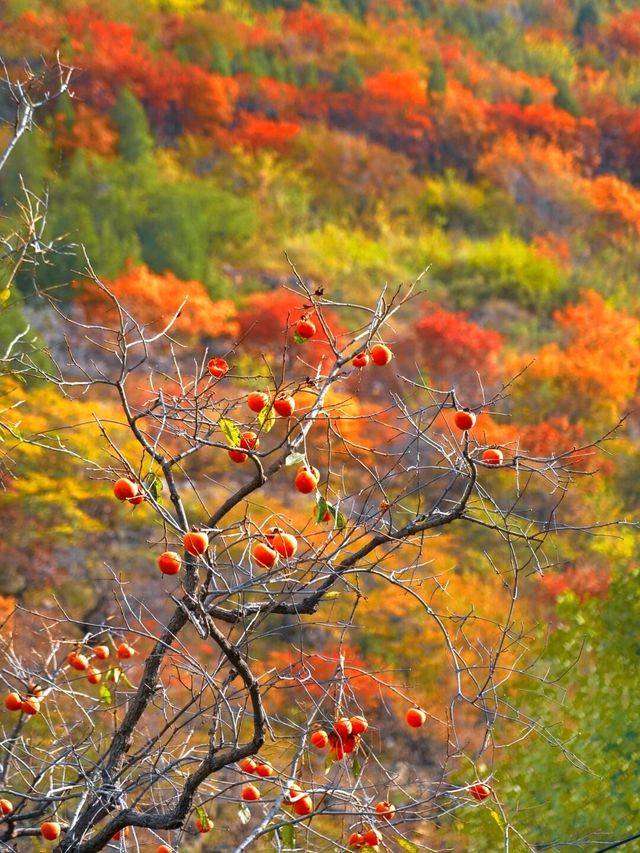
top-left (0, 242), bottom-right (622, 853)
top-left (0, 46), bottom-right (628, 853)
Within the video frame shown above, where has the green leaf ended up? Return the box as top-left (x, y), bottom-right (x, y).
top-left (195, 805), bottom-right (212, 831)
top-left (352, 756), bottom-right (362, 779)
top-left (315, 497), bottom-right (347, 531)
top-left (281, 823), bottom-right (296, 850)
top-left (99, 683), bottom-right (112, 706)
top-left (285, 451), bottom-right (306, 467)
top-left (119, 671), bottom-right (135, 689)
top-left (293, 331), bottom-right (307, 344)
top-left (315, 496), bottom-right (329, 523)
top-left (398, 840), bottom-right (419, 853)
top-left (258, 404), bottom-right (276, 434)
top-left (106, 666), bottom-right (121, 685)
top-left (219, 418), bottom-right (241, 446)
top-left (238, 804), bottom-right (251, 825)
top-left (143, 472), bottom-right (163, 501)
top-left (324, 753), bottom-right (335, 774)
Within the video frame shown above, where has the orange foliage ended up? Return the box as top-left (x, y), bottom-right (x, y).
top-left (588, 175), bottom-right (640, 236)
top-left (364, 71), bottom-right (427, 108)
top-left (74, 264), bottom-right (239, 338)
top-left (258, 645), bottom-right (384, 710)
top-left (510, 290), bottom-right (640, 424)
top-left (53, 104), bottom-right (118, 157)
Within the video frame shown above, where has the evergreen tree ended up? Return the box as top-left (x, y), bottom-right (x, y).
top-left (210, 41), bottom-right (231, 76)
top-left (0, 129), bottom-right (48, 205)
top-left (552, 73), bottom-right (581, 117)
top-left (519, 85), bottom-right (534, 107)
top-left (573, 0), bottom-right (600, 40)
top-left (303, 63), bottom-right (319, 89)
top-left (231, 51), bottom-right (248, 75)
top-left (428, 56), bottom-right (447, 95)
top-left (111, 89), bottom-right (154, 163)
top-left (333, 55), bottom-right (363, 92)
top-left (247, 47), bottom-right (271, 78)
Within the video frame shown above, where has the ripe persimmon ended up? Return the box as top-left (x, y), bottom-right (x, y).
top-left (406, 707), bottom-right (427, 728)
top-left (363, 828), bottom-right (382, 847)
top-left (374, 801), bottom-right (396, 820)
top-left (183, 530), bottom-right (209, 556)
top-left (207, 357), bottom-right (229, 378)
top-left (87, 668), bottom-right (102, 685)
top-left (247, 391), bottom-right (269, 413)
top-left (352, 352), bottom-right (369, 368)
top-left (255, 762), bottom-right (275, 778)
top-left (334, 717), bottom-right (353, 738)
top-left (4, 692), bottom-right (22, 712)
top-left (93, 645), bottom-right (110, 660)
top-left (274, 395), bottom-right (295, 417)
top-left (229, 431), bottom-right (259, 463)
top-left (116, 643), bottom-right (135, 660)
top-left (266, 528), bottom-right (297, 558)
top-left (40, 821), bottom-right (61, 840)
top-left (296, 318), bottom-right (316, 339)
top-left (348, 832), bottom-right (365, 847)
top-left (241, 784), bottom-right (261, 801)
top-left (240, 431), bottom-right (259, 450)
top-left (370, 344), bottom-right (393, 366)
top-left (252, 542), bottom-right (279, 569)
top-left (0, 799), bottom-right (13, 815)
top-left (481, 448), bottom-right (503, 466)
top-left (158, 551), bottom-right (181, 575)
top-left (21, 697), bottom-right (40, 716)
top-left (113, 478), bottom-right (138, 501)
top-left (310, 729), bottom-right (329, 748)
top-left (112, 827), bottom-right (129, 840)
top-left (239, 757), bottom-right (258, 773)
top-left (344, 734), bottom-right (360, 754)
top-left (68, 652), bottom-right (90, 671)
top-left (293, 794), bottom-right (313, 816)
top-left (350, 715), bottom-right (368, 735)
top-left (195, 816), bottom-right (212, 833)
top-left (286, 783), bottom-right (302, 804)
top-left (157, 846), bottom-right (174, 853)
top-left (295, 466), bottom-right (319, 494)
top-left (454, 409), bottom-right (476, 431)
top-left (468, 783), bottom-right (491, 801)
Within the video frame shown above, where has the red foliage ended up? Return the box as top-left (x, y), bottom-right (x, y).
top-left (231, 112), bottom-right (300, 152)
top-left (605, 9), bottom-right (640, 56)
top-left (284, 5), bottom-right (330, 48)
top-left (407, 302), bottom-right (504, 394)
top-left (236, 290), bottom-right (341, 362)
top-left (538, 565), bottom-right (610, 602)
